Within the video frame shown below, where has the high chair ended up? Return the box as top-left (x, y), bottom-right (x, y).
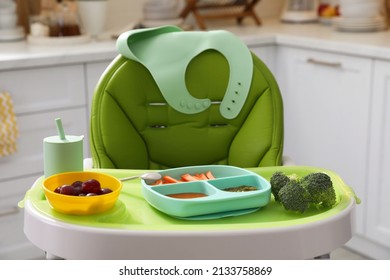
top-left (90, 25), bottom-right (283, 170)
top-left (21, 26), bottom-right (358, 259)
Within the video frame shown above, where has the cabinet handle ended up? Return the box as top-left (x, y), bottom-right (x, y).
top-left (307, 58), bottom-right (342, 68)
top-left (0, 206), bottom-right (20, 217)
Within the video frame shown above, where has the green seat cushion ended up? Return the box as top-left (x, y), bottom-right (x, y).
top-left (90, 50), bottom-right (283, 169)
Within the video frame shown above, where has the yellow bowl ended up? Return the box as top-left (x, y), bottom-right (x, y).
top-left (42, 171), bottom-right (122, 215)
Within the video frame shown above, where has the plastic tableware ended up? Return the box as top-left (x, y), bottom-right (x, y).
top-left (120, 172), bottom-right (162, 185)
top-left (42, 171), bottom-right (122, 215)
top-left (339, 1), bottom-right (382, 18)
top-left (77, 0), bottom-right (107, 37)
top-left (43, 118), bottom-right (84, 177)
top-left (141, 165), bottom-right (271, 219)
top-left (116, 26), bottom-right (253, 119)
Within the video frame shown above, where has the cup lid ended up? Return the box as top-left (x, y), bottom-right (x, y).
top-left (44, 135), bottom-right (84, 143)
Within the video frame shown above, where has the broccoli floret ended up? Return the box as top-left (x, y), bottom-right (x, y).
top-left (270, 171), bottom-right (290, 201)
top-left (270, 171), bottom-right (337, 213)
top-left (278, 180), bottom-right (311, 213)
top-left (301, 172), bottom-right (336, 207)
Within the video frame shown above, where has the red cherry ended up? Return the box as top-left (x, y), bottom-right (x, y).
top-left (60, 185), bottom-right (76, 196)
top-left (99, 188), bottom-right (113, 195)
top-left (82, 179), bottom-right (101, 194)
top-left (86, 193), bottom-right (97, 196)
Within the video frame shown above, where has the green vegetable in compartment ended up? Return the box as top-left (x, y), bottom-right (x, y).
top-left (223, 185), bottom-right (258, 192)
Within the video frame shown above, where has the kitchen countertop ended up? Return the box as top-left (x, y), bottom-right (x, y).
top-left (2, 18), bottom-right (390, 70)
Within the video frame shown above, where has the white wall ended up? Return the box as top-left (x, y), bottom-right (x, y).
top-left (105, 0), bottom-right (284, 31)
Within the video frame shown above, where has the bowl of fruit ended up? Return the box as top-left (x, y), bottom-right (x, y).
top-left (42, 171), bottom-right (122, 215)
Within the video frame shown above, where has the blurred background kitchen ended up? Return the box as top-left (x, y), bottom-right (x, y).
top-left (11, 0), bottom-right (285, 37)
top-left (2, 0), bottom-right (390, 260)
top-left (2, 0), bottom-right (389, 41)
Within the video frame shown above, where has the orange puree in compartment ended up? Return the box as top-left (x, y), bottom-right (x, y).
top-left (167, 193), bottom-right (208, 199)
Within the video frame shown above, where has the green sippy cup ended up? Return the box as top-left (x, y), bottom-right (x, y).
top-left (43, 118), bottom-right (84, 178)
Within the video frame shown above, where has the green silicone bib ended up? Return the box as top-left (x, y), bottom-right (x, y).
top-left (116, 25), bottom-right (253, 119)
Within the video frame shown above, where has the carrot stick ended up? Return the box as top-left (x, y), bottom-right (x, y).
top-left (195, 173), bottom-right (208, 180)
top-left (181, 173), bottom-right (199, 182)
top-left (205, 171), bottom-right (215, 179)
top-left (162, 175), bottom-right (180, 184)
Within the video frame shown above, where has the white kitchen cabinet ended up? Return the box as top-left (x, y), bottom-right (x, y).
top-left (0, 108), bottom-right (87, 260)
top-left (0, 64), bottom-right (89, 260)
top-left (0, 108), bottom-right (88, 182)
top-left (276, 46), bottom-right (372, 242)
top-left (0, 176), bottom-right (45, 259)
top-left (249, 45), bottom-right (277, 76)
top-left (0, 65), bottom-right (85, 115)
top-left (363, 59), bottom-right (390, 257)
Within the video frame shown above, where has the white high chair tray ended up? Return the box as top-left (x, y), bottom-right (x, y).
top-left (21, 166), bottom-right (357, 259)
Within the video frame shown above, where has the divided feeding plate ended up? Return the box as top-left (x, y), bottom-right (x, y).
top-left (141, 165), bottom-right (271, 219)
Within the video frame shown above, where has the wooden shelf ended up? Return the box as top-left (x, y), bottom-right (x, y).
top-left (180, 0), bottom-right (262, 30)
